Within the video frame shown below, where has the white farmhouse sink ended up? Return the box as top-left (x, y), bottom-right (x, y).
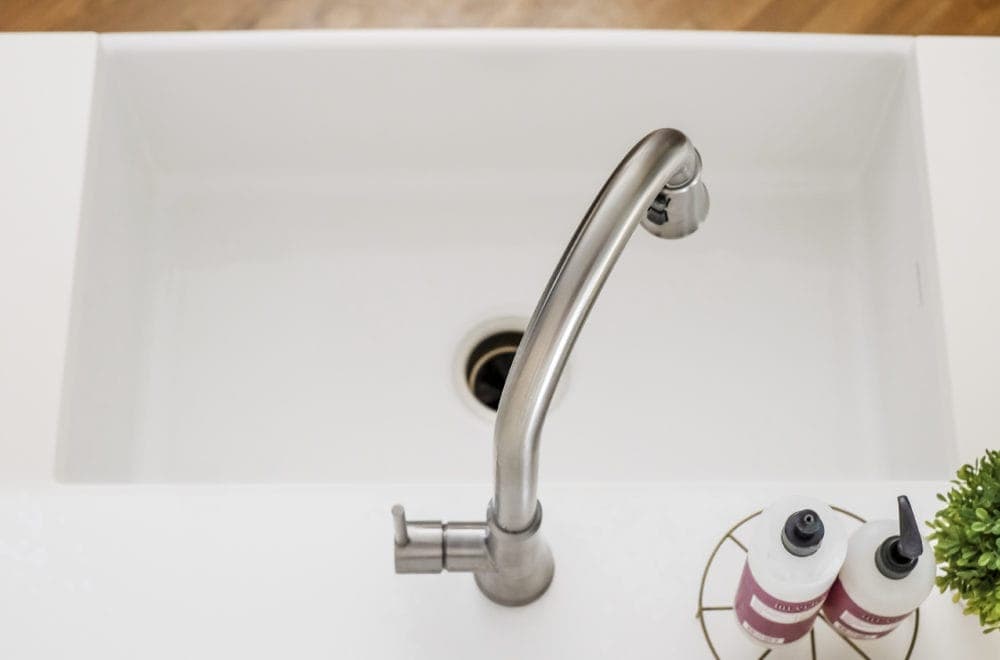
top-left (58, 32), bottom-right (953, 484)
top-left (2, 30), bottom-right (999, 660)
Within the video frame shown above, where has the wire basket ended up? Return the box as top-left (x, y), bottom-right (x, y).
top-left (695, 507), bottom-right (919, 659)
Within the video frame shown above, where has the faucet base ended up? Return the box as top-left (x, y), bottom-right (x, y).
top-left (474, 503), bottom-right (555, 606)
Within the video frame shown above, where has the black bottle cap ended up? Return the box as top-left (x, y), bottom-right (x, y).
top-left (876, 495), bottom-right (924, 580)
top-left (781, 509), bottom-right (825, 557)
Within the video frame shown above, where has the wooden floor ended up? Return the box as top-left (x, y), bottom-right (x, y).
top-left (2, 0), bottom-right (1000, 34)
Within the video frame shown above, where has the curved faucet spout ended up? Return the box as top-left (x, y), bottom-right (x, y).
top-left (392, 129), bottom-right (708, 606)
top-left (493, 128), bottom-right (709, 532)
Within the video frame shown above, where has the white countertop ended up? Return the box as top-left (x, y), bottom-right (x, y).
top-left (2, 482), bottom-right (997, 659)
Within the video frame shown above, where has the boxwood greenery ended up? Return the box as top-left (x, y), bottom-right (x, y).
top-left (928, 449), bottom-right (1000, 633)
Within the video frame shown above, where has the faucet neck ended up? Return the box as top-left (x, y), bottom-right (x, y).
top-left (492, 129), bottom-right (703, 532)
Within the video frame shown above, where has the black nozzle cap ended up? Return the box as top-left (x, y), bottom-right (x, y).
top-left (876, 495), bottom-right (924, 580)
top-left (781, 509), bottom-right (825, 557)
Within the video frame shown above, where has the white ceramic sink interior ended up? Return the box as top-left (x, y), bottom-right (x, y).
top-left (7, 30), bottom-right (1000, 660)
top-left (56, 32), bottom-right (955, 484)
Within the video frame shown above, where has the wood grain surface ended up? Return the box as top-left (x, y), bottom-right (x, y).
top-left (2, 0), bottom-right (999, 34)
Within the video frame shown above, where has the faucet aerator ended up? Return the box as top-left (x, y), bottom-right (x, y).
top-left (641, 152), bottom-right (709, 240)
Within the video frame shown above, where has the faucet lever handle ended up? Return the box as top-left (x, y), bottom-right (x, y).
top-left (391, 506), bottom-right (491, 574)
top-left (391, 505), bottom-right (445, 574)
top-left (391, 504), bottom-right (409, 546)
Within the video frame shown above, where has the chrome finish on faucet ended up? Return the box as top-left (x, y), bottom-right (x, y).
top-left (391, 128), bottom-right (708, 605)
top-left (642, 149), bottom-right (709, 239)
top-left (474, 502), bottom-right (554, 606)
top-left (392, 504), bottom-right (492, 574)
top-left (493, 129), bottom-right (708, 534)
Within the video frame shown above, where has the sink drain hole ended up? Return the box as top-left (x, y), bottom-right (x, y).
top-left (465, 330), bottom-right (523, 411)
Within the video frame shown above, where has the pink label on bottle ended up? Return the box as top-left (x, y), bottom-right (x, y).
top-left (734, 562), bottom-right (827, 645)
top-left (820, 578), bottom-right (910, 640)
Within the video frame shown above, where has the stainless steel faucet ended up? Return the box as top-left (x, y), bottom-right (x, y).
top-left (391, 128), bottom-right (709, 606)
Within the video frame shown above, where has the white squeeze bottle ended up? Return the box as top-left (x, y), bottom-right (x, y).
top-left (821, 495), bottom-right (935, 639)
top-left (734, 496), bottom-right (848, 647)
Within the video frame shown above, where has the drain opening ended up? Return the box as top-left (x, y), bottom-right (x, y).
top-left (465, 330), bottom-right (523, 411)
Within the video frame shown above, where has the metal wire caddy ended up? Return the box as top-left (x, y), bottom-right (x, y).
top-left (696, 506), bottom-right (919, 659)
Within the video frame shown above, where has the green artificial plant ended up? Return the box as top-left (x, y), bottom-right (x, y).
top-left (928, 448), bottom-right (1000, 633)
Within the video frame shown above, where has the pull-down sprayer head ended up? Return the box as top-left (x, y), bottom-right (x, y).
top-left (641, 149), bottom-right (709, 239)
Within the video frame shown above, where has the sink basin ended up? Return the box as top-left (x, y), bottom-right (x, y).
top-left (5, 29), bottom-right (1000, 660)
top-left (56, 31), bottom-right (954, 484)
